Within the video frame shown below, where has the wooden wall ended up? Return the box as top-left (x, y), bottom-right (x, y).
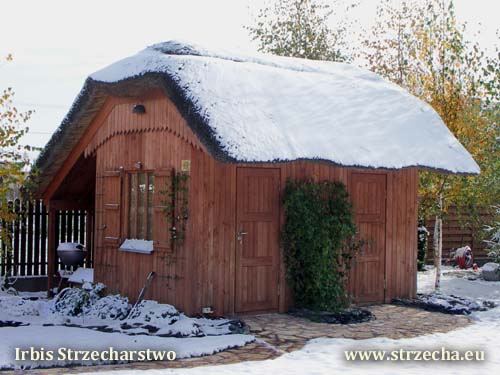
top-left (385, 168), bottom-right (418, 301)
top-left (89, 92), bottom-right (418, 316)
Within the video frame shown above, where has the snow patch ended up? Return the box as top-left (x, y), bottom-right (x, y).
top-left (0, 284), bottom-right (242, 338)
top-left (0, 284), bottom-right (253, 369)
top-left (68, 268), bottom-right (94, 284)
top-left (57, 242), bottom-right (85, 251)
top-left (0, 326), bottom-right (253, 370)
top-left (119, 239), bottom-right (154, 254)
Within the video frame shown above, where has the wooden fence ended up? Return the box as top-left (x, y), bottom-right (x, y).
top-left (0, 200), bottom-right (94, 277)
top-left (426, 209), bottom-right (492, 265)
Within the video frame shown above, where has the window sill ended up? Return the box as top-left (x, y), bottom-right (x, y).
top-left (119, 239), bottom-right (154, 254)
top-left (119, 247), bottom-right (154, 255)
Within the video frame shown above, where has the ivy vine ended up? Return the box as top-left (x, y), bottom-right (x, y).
top-left (159, 170), bottom-right (190, 247)
top-left (282, 179), bottom-right (362, 312)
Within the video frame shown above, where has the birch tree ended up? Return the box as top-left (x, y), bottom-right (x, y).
top-left (247, 0), bottom-right (357, 61)
top-left (363, 0), bottom-right (500, 288)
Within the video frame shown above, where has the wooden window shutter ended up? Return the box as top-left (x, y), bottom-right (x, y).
top-left (101, 170), bottom-right (123, 246)
top-left (153, 168), bottom-right (173, 252)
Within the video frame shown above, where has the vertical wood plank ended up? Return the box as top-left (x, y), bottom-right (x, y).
top-left (34, 201), bottom-right (41, 275)
top-left (47, 206), bottom-right (56, 296)
top-left (20, 200), bottom-right (27, 276)
top-left (13, 199), bottom-right (20, 276)
top-left (26, 201), bottom-right (34, 276)
top-left (85, 210), bottom-right (93, 268)
top-left (41, 203), bottom-right (47, 275)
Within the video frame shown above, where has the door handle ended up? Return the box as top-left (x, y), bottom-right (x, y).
top-left (237, 230), bottom-right (248, 241)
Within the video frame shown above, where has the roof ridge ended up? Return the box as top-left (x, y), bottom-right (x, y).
top-left (146, 40), bottom-right (377, 79)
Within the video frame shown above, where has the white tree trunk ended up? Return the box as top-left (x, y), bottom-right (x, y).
top-left (434, 193), bottom-right (443, 290)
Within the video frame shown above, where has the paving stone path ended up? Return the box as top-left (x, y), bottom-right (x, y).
top-left (4, 305), bottom-right (470, 374)
top-left (244, 304), bottom-right (471, 352)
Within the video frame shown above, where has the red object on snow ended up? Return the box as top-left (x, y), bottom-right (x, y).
top-left (454, 246), bottom-right (474, 269)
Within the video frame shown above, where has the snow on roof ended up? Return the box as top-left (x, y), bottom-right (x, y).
top-left (32, 40), bottom-right (478, 194)
top-left (88, 40), bottom-right (478, 174)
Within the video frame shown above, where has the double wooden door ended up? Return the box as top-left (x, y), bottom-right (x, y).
top-left (234, 169), bottom-right (387, 310)
top-left (349, 173), bottom-right (387, 304)
top-left (235, 168), bottom-right (280, 313)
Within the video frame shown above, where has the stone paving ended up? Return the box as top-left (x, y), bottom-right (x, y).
top-left (3, 305), bottom-right (471, 374)
top-left (244, 304), bottom-right (471, 353)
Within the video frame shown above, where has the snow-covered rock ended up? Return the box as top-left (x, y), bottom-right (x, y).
top-left (482, 262), bottom-right (500, 281)
top-left (393, 292), bottom-right (495, 315)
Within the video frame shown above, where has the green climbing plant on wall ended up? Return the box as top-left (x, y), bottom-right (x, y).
top-left (282, 179), bottom-right (362, 312)
top-left (159, 170), bottom-right (190, 248)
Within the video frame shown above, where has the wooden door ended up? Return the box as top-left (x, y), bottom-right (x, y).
top-left (95, 170), bottom-right (122, 288)
top-left (350, 173), bottom-right (387, 304)
top-left (235, 168), bottom-right (280, 313)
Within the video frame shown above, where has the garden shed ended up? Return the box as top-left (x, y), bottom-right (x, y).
top-left (32, 41), bottom-right (479, 316)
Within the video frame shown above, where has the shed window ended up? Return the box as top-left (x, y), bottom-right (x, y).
top-left (128, 172), bottom-right (155, 240)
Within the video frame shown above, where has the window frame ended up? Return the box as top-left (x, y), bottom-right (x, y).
top-left (122, 170), bottom-right (155, 242)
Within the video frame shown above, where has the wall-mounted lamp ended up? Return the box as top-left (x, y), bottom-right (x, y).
top-left (135, 161), bottom-right (142, 169)
top-left (132, 104), bottom-right (146, 114)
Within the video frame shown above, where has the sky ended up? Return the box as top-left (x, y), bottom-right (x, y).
top-left (0, 0), bottom-right (498, 159)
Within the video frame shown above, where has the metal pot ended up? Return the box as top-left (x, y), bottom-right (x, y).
top-left (57, 242), bottom-right (87, 267)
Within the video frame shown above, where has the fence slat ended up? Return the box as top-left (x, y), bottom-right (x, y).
top-left (79, 211), bottom-right (85, 248)
top-left (56, 211), bottom-right (61, 269)
top-left (66, 211), bottom-right (73, 243)
top-left (34, 201), bottom-right (41, 276)
top-left (5, 201), bottom-right (13, 275)
top-left (74, 211), bottom-right (80, 244)
top-left (20, 201), bottom-right (27, 276)
top-left (13, 200), bottom-right (20, 276)
top-left (27, 201), bottom-right (34, 276)
top-left (41, 203), bottom-right (47, 275)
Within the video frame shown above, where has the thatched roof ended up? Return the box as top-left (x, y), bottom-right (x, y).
top-left (33, 40), bottom-right (479, 197)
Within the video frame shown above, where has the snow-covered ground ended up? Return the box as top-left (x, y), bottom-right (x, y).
top-left (417, 266), bottom-right (500, 301)
top-left (0, 287), bottom-right (253, 370)
top-left (0, 326), bottom-right (252, 370)
top-left (1, 266), bottom-right (499, 373)
top-left (74, 266), bottom-right (499, 375)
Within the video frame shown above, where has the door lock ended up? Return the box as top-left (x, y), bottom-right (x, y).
top-left (237, 230), bottom-right (248, 241)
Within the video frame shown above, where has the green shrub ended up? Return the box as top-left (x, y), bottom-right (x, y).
top-left (282, 179), bottom-right (360, 312)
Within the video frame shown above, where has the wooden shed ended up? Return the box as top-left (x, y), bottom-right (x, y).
top-left (32, 41), bottom-right (479, 316)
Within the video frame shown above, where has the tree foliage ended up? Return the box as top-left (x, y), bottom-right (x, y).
top-left (484, 206), bottom-right (500, 263)
top-left (0, 55), bottom-right (33, 251)
top-left (363, 0), bottom-right (500, 238)
top-left (247, 0), bottom-right (357, 61)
